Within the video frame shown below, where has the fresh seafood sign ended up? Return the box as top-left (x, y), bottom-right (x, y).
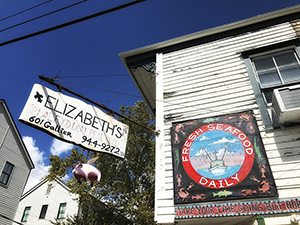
top-left (19, 84), bottom-right (129, 158)
top-left (171, 111), bottom-right (277, 203)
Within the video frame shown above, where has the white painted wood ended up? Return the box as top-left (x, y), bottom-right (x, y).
top-left (264, 214), bottom-right (300, 225)
top-left (0, 100), bottom-right (34, 225)
top-left (291, 19), bottom-right (300, 36)
top-left (155, 53), bottom-right (168, 224)
top-left (14, 179), bottom-right (78, 225)
top-left (153, 19), bottom-right (300, 224)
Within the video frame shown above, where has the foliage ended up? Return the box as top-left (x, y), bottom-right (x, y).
top-left (47, 101), bottom-right (156, 224)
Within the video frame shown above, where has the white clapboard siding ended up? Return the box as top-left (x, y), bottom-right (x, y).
top-left (291, 19), bottom-right (300, 36)
top-left (162, 24), bottom-right (295, 74)
top-left (0, 102), bottom-right (33, 225)
top-left (14, 179), bottom-right (78, 225)
top-left (155, 20), bottom-right (300, 224)
top-left (271, 162), bottom-right (300, 172)
top-left (162, 23), bottom-right (295, 69)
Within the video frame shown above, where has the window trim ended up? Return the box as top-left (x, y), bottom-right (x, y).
top-left (57, 202), bottom-right (67, 219)
top-left (243, 40), bottom-right (300, 130)
top-left (244, 57), bottom-right (273, 129)
top-left (21, 206), bottom-right (31, 222)
top-left (249, 45), bottom-right (297, 58)
top-left (0, 161), bottom-right (14, 187)
top-left (251, 48), bottom-right (300, 91)
top-left (251, 47), bottom-right (300, 104)
top-left (39, 204), bottom-right (48, 219)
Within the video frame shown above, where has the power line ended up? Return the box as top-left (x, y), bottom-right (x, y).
top-left (56, 76), bottom-right (218, 114)
top-left (39, 75), bottom-right (157, 134)
top-left (0, 0), bottom-right (52, 22)
top-left (56, 78), bottom-right (143, 99)
top-left (0, 0), bottom-right (147, 47)
top-left (100, 73), bottom-right (156, 104)
top-left (103, 86), bottom-right (137, 105)
top-left (56, 71), bottom-right (242, 115)
top-left (0, 0), bottom-right (88, 33)
top-left (59, 74), bottom-right (129, 78)
top-left (55, 74), bottom-right (216, 113)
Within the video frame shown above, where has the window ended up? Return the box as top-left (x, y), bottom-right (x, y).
top-left (39, 205), bottom-right (48, 219)
top-left (0, 162), bottom-right (14, 185)
top-left (21, 206), bottom-right (31, 222)
top-left (243, 41), bottom-right (300, 129)
top-left (252, 49), bottom-right (300, 104)
top-left (57, 203), bottom-right (66, 219)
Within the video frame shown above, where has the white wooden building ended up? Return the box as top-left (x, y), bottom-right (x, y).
top-left (0, 99), bottom-right (34, 225)
top-left (120, 5), bottom-right (300, 225)
top-left (14, 178), bottom-right (79, 225)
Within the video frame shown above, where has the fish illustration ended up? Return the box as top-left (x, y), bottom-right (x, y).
top-left (203, 117), bottom-right (219, 123)
top-left (213, 190), bottom-right (232, 197)
top-left (254, 138), bottom-right (263, 161)
top-left (175, 148), bottom-right (180, 169)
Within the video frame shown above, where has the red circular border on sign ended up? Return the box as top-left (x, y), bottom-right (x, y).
top-left (181, 123), bottom-right (255, 189)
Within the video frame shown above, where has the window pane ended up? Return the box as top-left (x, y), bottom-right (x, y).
top-left (22, 206), bottom-right (31, 222)
top-left (253, 57), bottom-right (276, 72)
top-left (0, 174), bottom-right (8, 185)
top-left (275, 52), bottom-right (298, 67)
top-left (3, 163), bottom-right (13, 174)
top-left (263, 89), bottom-right (274, 103)
top-left (258, 71), bottom-right (282, 87)
top-left (280, 67), bottom-right (300, 83)
top-left (57, 203), bottom-right (66, 219)
top-left (39, 205), bottom-right (48, 219)
top-left (0, 162), bottom-right (14, 185)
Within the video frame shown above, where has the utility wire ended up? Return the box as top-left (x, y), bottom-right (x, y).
top-left (0, 0), bottom-right (52, 22)
top-left (103, 86), bottom-right (137, 105)
top-left (56, 75), bottom-right (134, 104)
top-left (56, 78), bottom-right (143, 99)
top-left (39, 75), bottom-right (157, 134)
top-left (46, 71), bottom-right (236, 128)
top-left (0, 0), bottom-right (88, 33)
top-left (59, 74), bottom-right (129, 78)
top-left (56, 71), bottom-right (243, 115)
top-left (0, 0), bottom-right (147, 47)
top-left (55, 76), bottom-right (218, 114)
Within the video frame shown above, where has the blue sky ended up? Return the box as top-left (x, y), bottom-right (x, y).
top-left (1, 0), bottom-right (299, 192)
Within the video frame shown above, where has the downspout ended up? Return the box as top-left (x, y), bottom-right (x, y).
top-left (256, 215), bottom-right (265, 225)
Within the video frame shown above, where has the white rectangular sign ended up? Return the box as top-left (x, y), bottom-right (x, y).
top-left (19, 84), bottom-right (129, 158)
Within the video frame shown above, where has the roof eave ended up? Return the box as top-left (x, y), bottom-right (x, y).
top-left (120, 4), bottom-right (300, 58)
top-left (119, 4), bottom-right (300, 114)
top-left (0, 99), bottom-right (34, 169)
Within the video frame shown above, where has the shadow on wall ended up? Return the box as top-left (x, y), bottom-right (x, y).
top-left (270, 125), bottom-right (300, 163)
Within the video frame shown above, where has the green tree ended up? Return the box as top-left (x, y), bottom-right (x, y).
top-left (48, 101), bottom-right (156, 224)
